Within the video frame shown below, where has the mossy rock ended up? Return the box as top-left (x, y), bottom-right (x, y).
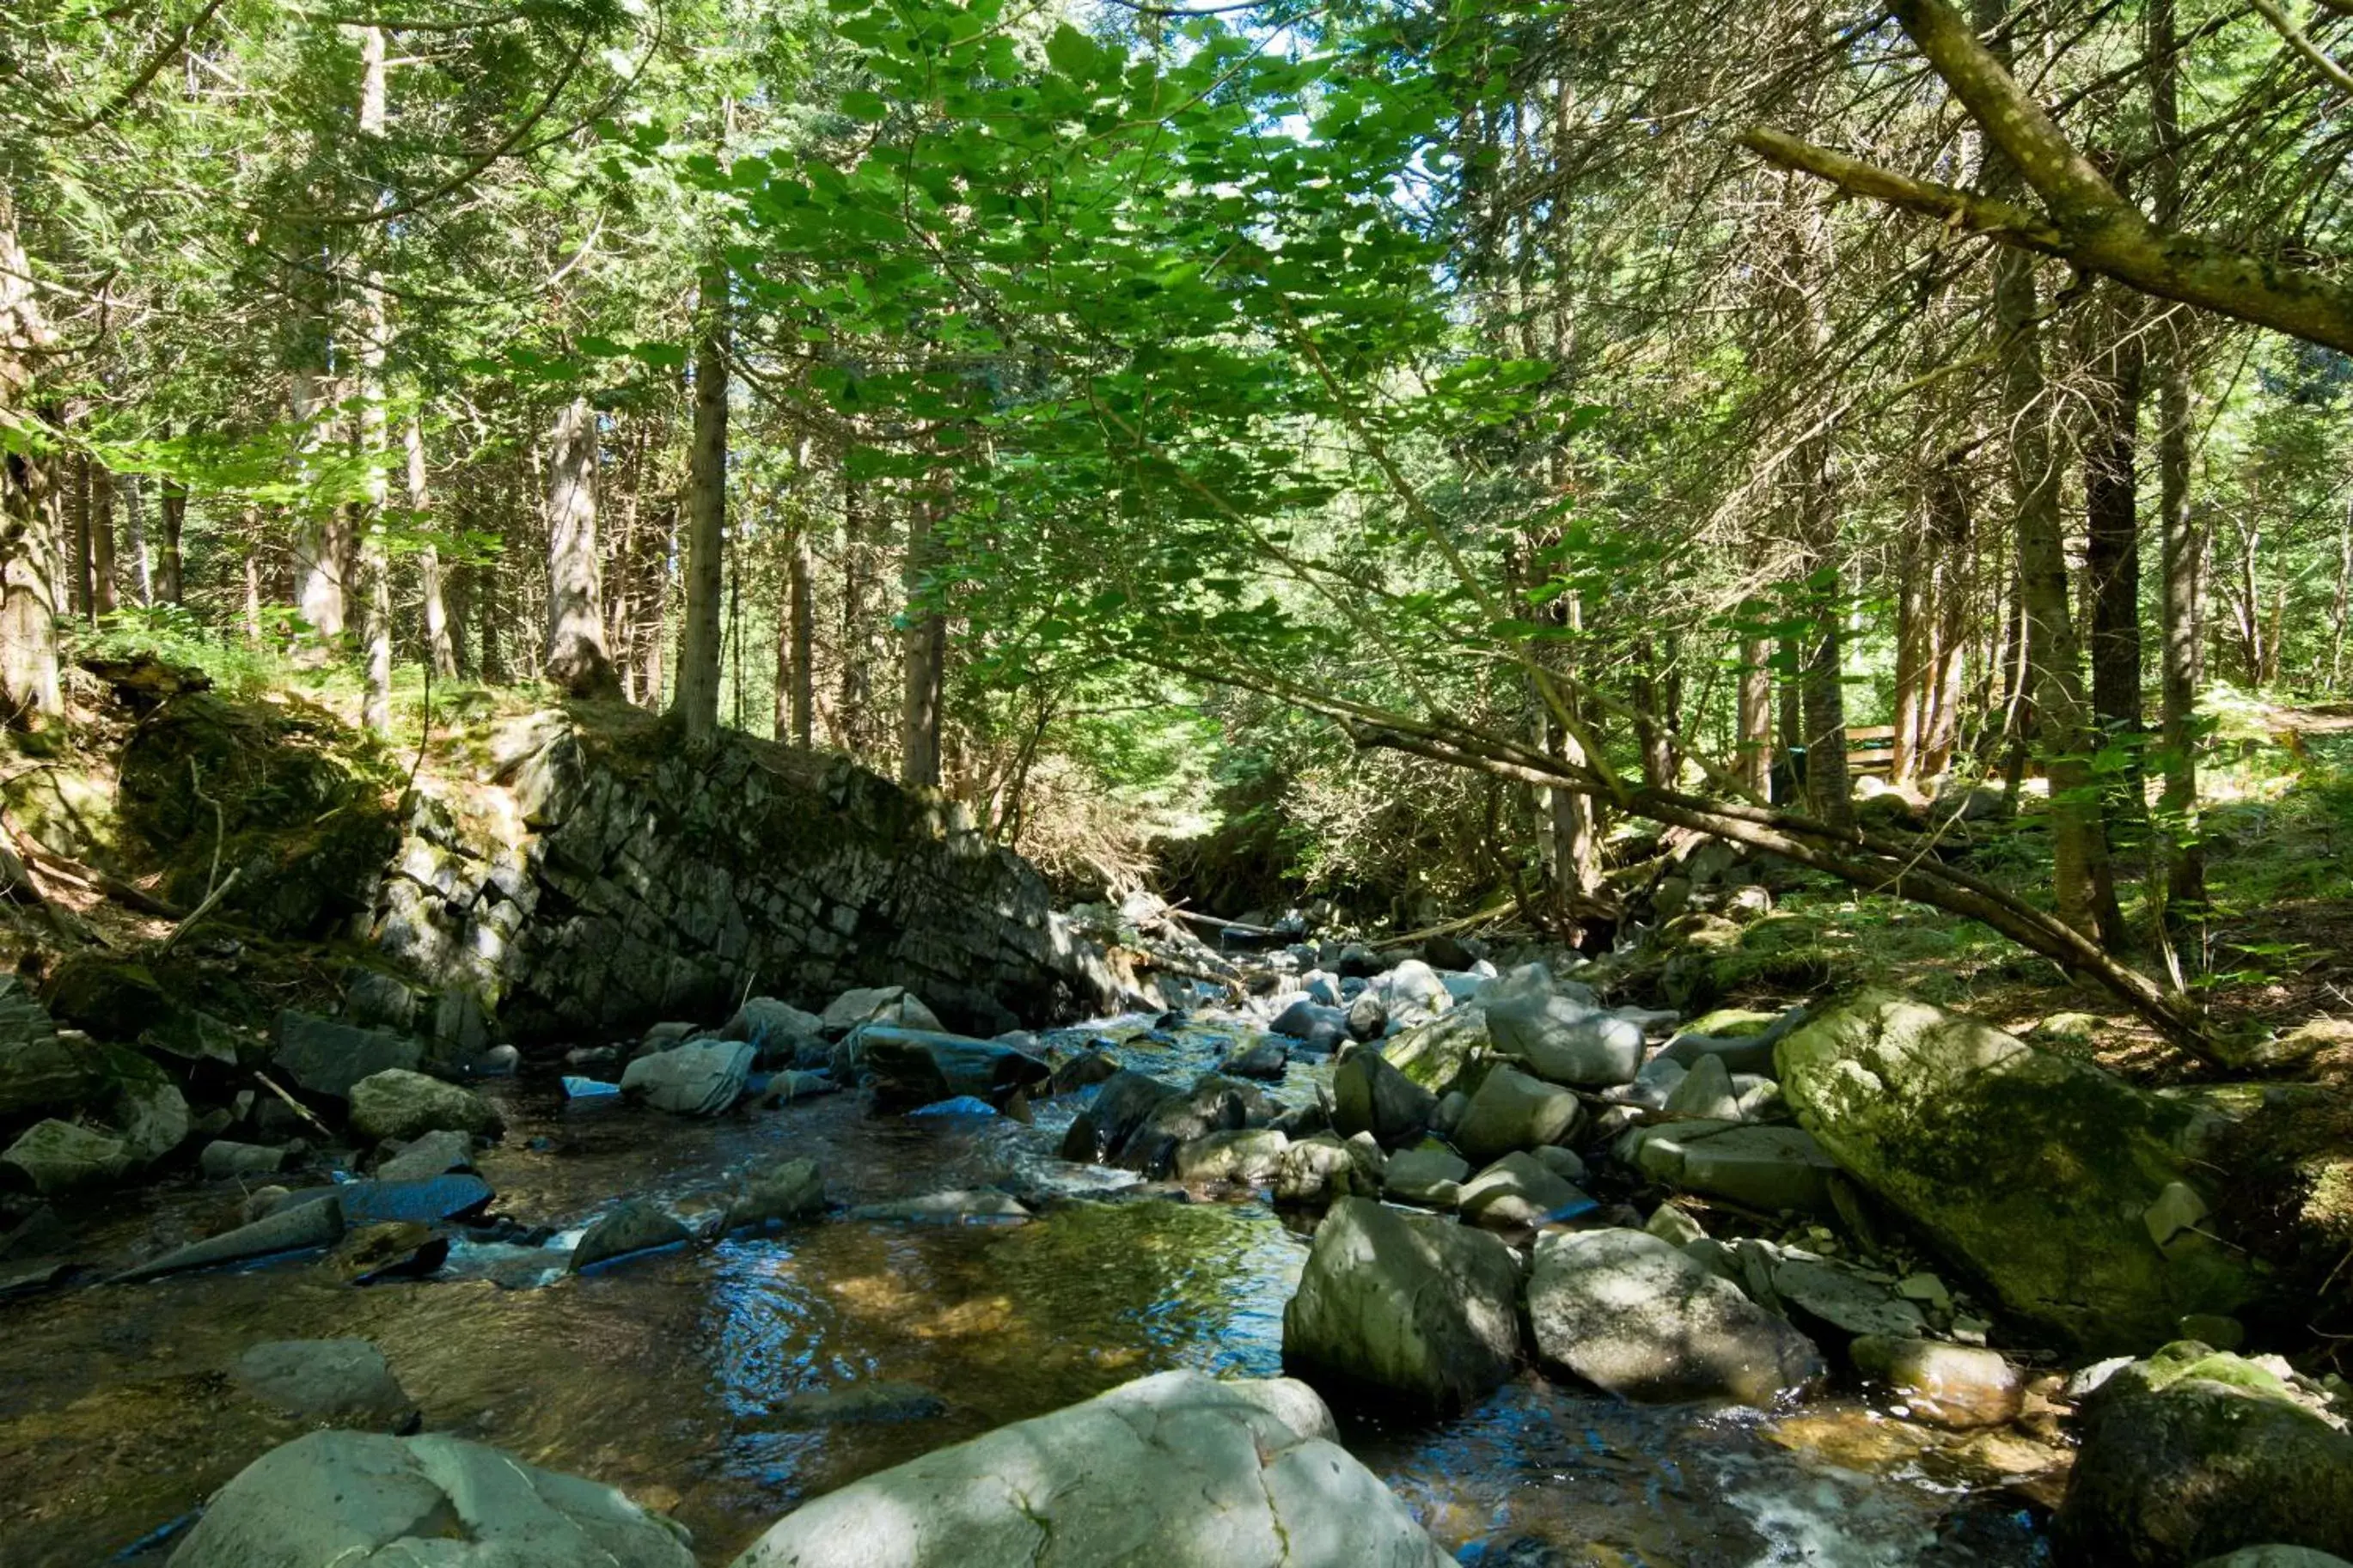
top-left (1685, 1008), bottom-right (1780, 1039)
top-left (1384, 1005), bottom-right (1490, 1098)
top-left (1777, 992), bottom-right (2258, 1352)
top-left (2, 765), bottom-right (122, 870)
top-left (42, 955), bottom-right (174, 1041)
top-left (2059, 1351), bottom-right (2353, 1564)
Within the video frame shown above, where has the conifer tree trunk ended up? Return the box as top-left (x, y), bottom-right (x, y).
top-left (89, 462), bottom-right (116, 617)
top-left (1981, 0), bottom-right (2122, 945)
top-left (123, 473), bottom-right (151, 606)
top-left (782, 509), bottom-right (813, 747)
top-left (290, 369), bottom-right (348, 641)
top-left (66, 456), bottom-right (92, 623)
top-left (674, 259), bottom-right (729, 741)
top-left (839, 443), bottom-right (872, 757)
top-left (407, 417), bottom-right (455, 680)
top-left (0, 193), bottom-right (63, 720)
top-left (2150, 0), bottom-right (2204, 912)
top-left (158, 467), bottom-right (186, 605)
top-left (1737, 637), bottom-right (1772, 796)
top-left (899, 467), bottom-right (946, 789)
top-left (2085, 284), bottom-right (2146, 760)
top-left (541, 396), bottom-right (620, 699)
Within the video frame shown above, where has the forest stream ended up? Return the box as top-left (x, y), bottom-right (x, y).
top-left (3, 1004), bottom-right (2046, 1568)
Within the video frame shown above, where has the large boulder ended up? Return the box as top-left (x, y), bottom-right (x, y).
top-left (1282, 1195), bottom-right (1523, 1410)
top-left (2057, 1345), bottom-right (2353, 1565)
top-left (2, 1117), bottom-right (131, 1193)
top-left (348, 1069), bottom-right (503, 1143)
top-left (1525, 1228), bottom-right (1824, 1406)
top-left (729, 1370), bottom-right (1449, 1568)
top-left (113, 1076), bottom-right (191, 1166)
top-left (1383, 1006), bottom-right (1490, 1097)
top-left (0, 977), bottom-right (96, 1117)
top-left (1484, 979), bottom-right (1643, 1088)
top-left (166, 1428), bottom-right (695, 1567)
top-left (272, 1010), bottom-right (423, 1100)
top-left (857, 1025), bottom-right (1050, 1108)
top-left (822, 985), bottom-right (944, 1036)
top-left (1621, 1121), bottom-right (1838, 1216)
top-left (1057, 1070), bottom-right (1183, 1164)
top-left (1452, 1065), bottom-right (1582, 1165)
top-left (620, 1039), bottom-right (754, 1116)
top-left (1777, 994), bottom-right (2258, 1350)
top-left (1330, 1046), bottom-right (1437, 1147)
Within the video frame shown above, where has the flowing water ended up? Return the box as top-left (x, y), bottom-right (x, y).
top-left (0, 1015), bottom-right (2052, 1567)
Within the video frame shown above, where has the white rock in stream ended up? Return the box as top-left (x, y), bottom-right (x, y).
top-left (728, 1370), bottom-right (1449, 1568)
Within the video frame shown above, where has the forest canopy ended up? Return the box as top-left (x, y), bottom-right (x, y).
top-left (9, 0), bottom-right (2353, 1049)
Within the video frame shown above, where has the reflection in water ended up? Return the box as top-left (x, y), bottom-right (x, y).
top-left (0, 1016), bottom-right (2047, 1566)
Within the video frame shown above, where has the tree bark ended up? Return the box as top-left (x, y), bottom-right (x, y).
top-left (2084, 281), bottom-right (2147, 819)
top-left (1921, 458), bottom-right (1973, 777)
top-left (122, 472), bottom-right (151, 606)
top-left (1738, 636), bottom-right (1772, 797)
top-left (839, 442), bottom-right (873, 758)
top-left (290, 369), bottom-right (348, 641)
top-left (673, 259), bottom-right (730, 741)
top-left (66, 456), bottom-right (92, 624)
top-left (541, 396), bottom-right (620, 699)
top-left (406, 417), bottom-right (455, 680)
top-left (158, 468), bottom-right (186, 605)
top-left (0, 192), bottom-right (62, 720)
top-left (1980, 0), bottom-right (2122, 946)
top-left (89, 462), bottom-right (117, 618)
top-left (784, 512), bottom-right (814, 747)
top-left (2150, 0), bottom-right (2206, 912)
top-left (899, 465), bottom-right (946, 789)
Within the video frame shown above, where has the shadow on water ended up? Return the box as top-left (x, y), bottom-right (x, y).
top-left (0, 1016), bottom-right (2049, 1566)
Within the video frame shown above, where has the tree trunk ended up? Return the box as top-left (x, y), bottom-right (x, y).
top-left (2084, 281), bottom-right (2147, 823)
top-left (1631, 638), bottom-right (1675, 790)
top-left (2151, 0), bottom-right (2205, 912)
top-left (158, 468), bottom-right (186, 605)
top-left (674, 259), bottom-right (730, 742)
top-left (1892, 534), bottom-right (1927, 784)
top-left (89, 462), bottom-right (117, 617)
top-left (406, 418), bottom-right (455, 680)
top-left (840, 443), bottom-right (873, 757)
top-left (1921, 458), bottom-right (1973, 776)
top-left (1737, 636), bottom-right (1772, 796)
top-left (66, 456), bottom-right (92, 624)
top-left (899, 466), bottom-right (946, 789)
top-left (784, 517), bottom-right (814, 747)
top-left (1983, 0), bottom-right (2121, 946)
top-left (541, 396), bottom-right (620, 699)
top-left (123, 473), bottom-right (151, 607)
top-left (290, 370), bottom-right (348, 641)
top-left (0, 193), bottom-right (62, 719)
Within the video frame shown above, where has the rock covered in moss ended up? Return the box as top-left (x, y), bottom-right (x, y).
top-left (347, 1068), bottom-right (503, 1143)
top-left (1776, 992), bottom-right (2257, 1351)
top-left (2, 1118), bottom-right (131, 1193)
top-left (2057, 1343), bottom-right (2353, 1565)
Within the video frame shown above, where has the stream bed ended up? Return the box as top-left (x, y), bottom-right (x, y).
top-left (0, 1014), bottom-right (2051, 1567)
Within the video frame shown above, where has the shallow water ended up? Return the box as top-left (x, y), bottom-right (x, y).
top-left (0, 1016), bottom-right (2050, 1567)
